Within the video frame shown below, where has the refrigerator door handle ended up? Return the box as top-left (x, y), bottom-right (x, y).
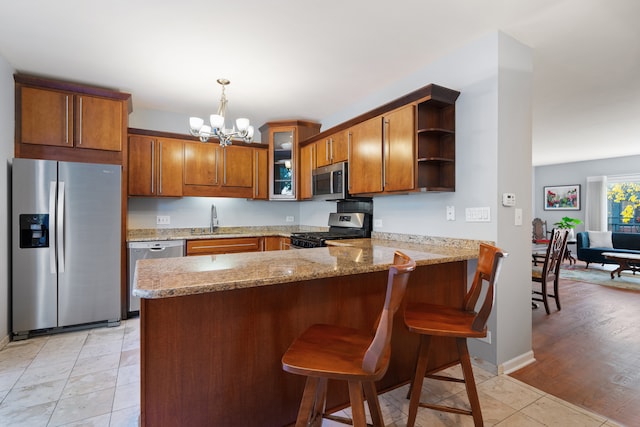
top-left (57, 181), bottom-right (65, 273)
top-left (49, 181), bottom-right (57, 274)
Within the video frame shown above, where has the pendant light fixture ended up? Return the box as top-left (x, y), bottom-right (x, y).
top-left (189, 78), bottom-right (254, 146)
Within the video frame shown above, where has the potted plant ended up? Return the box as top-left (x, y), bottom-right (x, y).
top-left (554, 216), bottom-right (582, 240)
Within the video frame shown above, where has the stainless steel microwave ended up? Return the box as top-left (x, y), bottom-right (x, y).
top-left (313, 162), bottom-right (348, 200)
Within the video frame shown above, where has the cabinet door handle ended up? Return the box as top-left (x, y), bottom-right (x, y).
top-left (223, 148), bottom-right (227, 185)
top-left (65, 95), bottom-right (69, 144)
top-left (192, 243), bottom-right (256, 250)
top-left (150, 140), bottom-right (155, 194)
top-left (158, 141), bottom-right (163, 194)
top-left (347, 131), bottom-right (352, 190)
top-left (78, 97), bottom-right (83, 145)
top-left (325, 139), bottom-right (330, 163)
top-left (254, 151), bottom-right (259, 197)
top-left (383, 118), bottom-right (390, 189)
top-left (329, 138), bottom-right (333, 162)
top-left (215, 148), bottom-right (219, 185)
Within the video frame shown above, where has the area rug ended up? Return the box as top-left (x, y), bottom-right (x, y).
top-left (560, 263), bottom-right (640, 291)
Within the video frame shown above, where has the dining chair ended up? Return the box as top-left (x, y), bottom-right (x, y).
top-left (281, 251), bottom-right (416, 427)
top-left (532, 228), bottom-right (569, 314)
top-left (403, 243), bottom-right (506, 427)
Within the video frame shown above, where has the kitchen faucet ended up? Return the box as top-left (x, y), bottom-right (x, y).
top-left (210, 204), bottom-right (219, 232)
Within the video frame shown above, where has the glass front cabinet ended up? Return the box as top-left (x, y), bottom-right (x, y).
top-left (259, 120), bottom-right (321, 200)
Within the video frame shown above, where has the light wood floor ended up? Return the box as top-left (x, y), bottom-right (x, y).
top-left (510, 264), bottom-right (640, 426)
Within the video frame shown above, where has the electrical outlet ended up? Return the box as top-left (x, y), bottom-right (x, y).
top-left (285, 216), bottom-right (294, 222)
top-left (446, 206), bottom-right (455, 221)
top-left (374, 219), bottom-right (383, 228)
top-left (156, 215), bottom-right (170, 225)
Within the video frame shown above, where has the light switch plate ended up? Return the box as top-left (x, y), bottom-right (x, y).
top-left (465, 207), bottom-right (490, 222)
top-left (156, 215), bottom-right (170, 225)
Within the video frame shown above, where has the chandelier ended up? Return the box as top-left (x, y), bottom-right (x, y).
top-left (189, 78), bottom-right (254, 146)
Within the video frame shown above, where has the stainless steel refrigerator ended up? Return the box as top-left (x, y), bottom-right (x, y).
top-left (12, 158), bottom-right (121, 338)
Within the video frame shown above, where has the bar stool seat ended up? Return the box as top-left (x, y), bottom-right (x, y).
top-left (404, 243), bottom-right (506, 427)
top-left (282, 251), bottom-right (415, 427)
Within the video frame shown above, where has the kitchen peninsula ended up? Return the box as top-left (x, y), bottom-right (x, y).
top-left (134, 236), bottom-right (486, 426)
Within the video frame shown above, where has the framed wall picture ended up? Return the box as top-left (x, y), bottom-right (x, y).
top-left (544, 184), bottom-right (580, 210)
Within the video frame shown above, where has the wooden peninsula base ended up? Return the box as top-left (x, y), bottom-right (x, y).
top-left (139, 260), bottom-right (468, 426)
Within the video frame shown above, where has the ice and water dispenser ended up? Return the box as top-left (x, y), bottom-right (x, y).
top-left (19, 214), bottom-right (49, 248)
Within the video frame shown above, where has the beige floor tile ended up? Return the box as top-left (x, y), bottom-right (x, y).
top-left (118, 348), bottom-right (139, 368)
top-left (0, 400), bottom-right (56, 426)
top-left (116, 364), bottom-right (139, 388)
top-left (109, 405), bottom-right (140, 427)
top-left (519, 396), bottom-right (606, 427)
top-left (61, 369), bottom-right (118, 399)
top-left (48, 387), bottom-right (115, 427)
top-left (112, 381), bottom-right (140, 412)
top-left (494, 411), bottom-right (546, 426)
top-left (0, 369), bottom-right (24, 393)
top-left (57, 413), bottom-right (111, 426)
top-left (2, 378), bottom-right (66, 408)
top-left (70, 352), bottom-right (121, 378)
top-left (77, 341), bottom-right (122, 360)
top-left (13, 358), bottom-right (75, 389)
top-left (478, 375), bottom-right (545, 411)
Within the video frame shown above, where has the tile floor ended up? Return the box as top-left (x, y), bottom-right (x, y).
top-left (0, 318), bottom-right (622, 426)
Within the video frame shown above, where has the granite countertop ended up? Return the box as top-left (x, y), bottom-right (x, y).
top-left (133, 235), bottom-right (488, 300)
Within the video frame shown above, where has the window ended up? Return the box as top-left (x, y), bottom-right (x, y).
top-left (607, 175), bottom-right (640, 233)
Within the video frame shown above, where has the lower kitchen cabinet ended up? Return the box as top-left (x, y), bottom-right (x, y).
top-left (186, 237), bottom-right (262, 255)
top-left (263, 236), bottom-right (291, 251)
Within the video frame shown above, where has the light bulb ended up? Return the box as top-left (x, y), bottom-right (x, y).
top-left (189, 117), bottom-right (204, 132)
top-left (236, 118), bottom-right (250, 131)
top-left (210, 114), bottom-right (225, 130)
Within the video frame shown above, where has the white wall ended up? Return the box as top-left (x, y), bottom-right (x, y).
top-left (534, 155), bottom-right (640, 232)
top-left (129, 31), bottom-right (534, 370)
top-left (0, 54), bottom-right (15, 342)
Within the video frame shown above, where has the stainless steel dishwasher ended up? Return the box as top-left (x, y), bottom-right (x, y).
top-left (127, 240), bottom-right (185, 314)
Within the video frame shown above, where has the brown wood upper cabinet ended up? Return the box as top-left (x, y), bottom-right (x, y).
top-left (183, 142), bottom-right (255, 198)
top-left (315, 129), bottom-right (348, 168)
top-left (18, 85), bottom-right (125, 152)
top-left (252, 147), bottom-right (269, 200)
top-left (259, 120), bottom-right (321, 201)
top-left (307, 84), bottom-right (459, 196)
top-left (348, 117), bottom-right (383, 194)
top-left (128, 135), bottom-right (183, 197)
top-left (349, 106), bottom-right (415, 195)
top-left (299, 143), bottom-right (315, 200)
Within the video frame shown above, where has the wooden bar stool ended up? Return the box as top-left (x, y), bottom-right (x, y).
top-left (404, 243), bottom-right (506, 427)
top-left (282, 251), bottom-right (416, 427)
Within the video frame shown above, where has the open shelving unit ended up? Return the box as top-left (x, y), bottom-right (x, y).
top-left (416, 99), bottom-right (456, 191)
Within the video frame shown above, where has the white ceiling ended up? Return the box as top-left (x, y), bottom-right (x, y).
top-left (1, 0), bottom-right (638, 166)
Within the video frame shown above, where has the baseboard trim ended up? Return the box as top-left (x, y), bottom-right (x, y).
top-left (499, 350), bottom-right (536, 374)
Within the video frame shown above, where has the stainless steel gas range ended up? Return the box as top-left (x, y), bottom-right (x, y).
top-left (290, 199), bottom-right (373, 249)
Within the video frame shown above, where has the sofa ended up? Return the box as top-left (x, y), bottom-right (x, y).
top-left (576, 231), bottom-right (640, 267)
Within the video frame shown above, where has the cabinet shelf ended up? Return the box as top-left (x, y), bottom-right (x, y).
top-left (417, 128), bottom-right (455, 135)
top-left (417, 157), bottom-right (454, 163)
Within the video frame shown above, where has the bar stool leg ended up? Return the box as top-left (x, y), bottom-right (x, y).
top-left (407, 335), bottom-right (431, 427)
top-left (348, 381), bottom-right (367, 427)
top-left (363, 381), bottom-right (384, 426)
top-left (457, 338), bottom-right (483, 427)
top-left (295, 377), bottom-right (327, 427)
